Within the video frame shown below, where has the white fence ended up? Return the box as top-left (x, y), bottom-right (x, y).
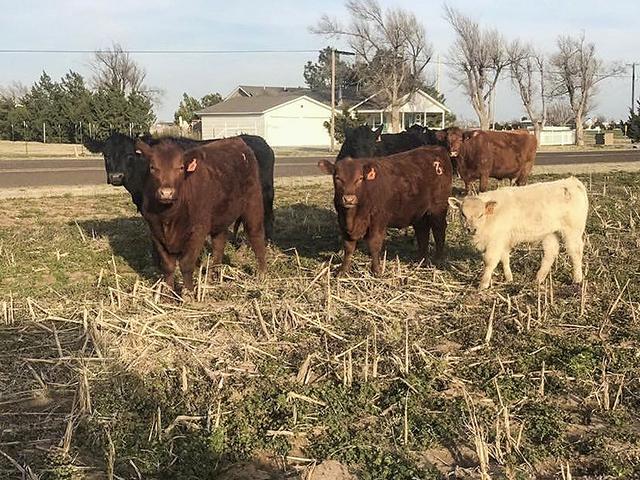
top-left (538, 127), bottom-right (575, 146)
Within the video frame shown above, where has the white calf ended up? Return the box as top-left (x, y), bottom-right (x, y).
top-left (448, 177), bottom-right (589, 289)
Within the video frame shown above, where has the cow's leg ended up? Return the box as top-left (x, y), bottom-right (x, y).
top-left (536, 233), bottom-right (560, 284)
top-left (242, 213), bottom-right (267, 275)
top-left (338, 238), bottom-right (357, 276)
top-left (231, 219), bottom-right (242, 248)
top-left (210, 230), bottom-right (227, 265)
top-left (516, 159), bottom-right (534, 186)
top-left (479, 174), bottom-right (489, 193)
top-left (430, 211), bottom-right (447, 263)
top-left (563, 231), bottom-right (584, 283)
top-left (413, 218), bottom-right (430, 262)
top-left (366, 226), bottom-right (386, 277)
top-left (479, 245), bottom-right (504, 290)
top-left (501, 251), bottom-right (513, 282)
top-left (263, 195), bottom-right (274, 243)
top-left (179, 229), bottom-right (209, 292)
top-left (154, 240), bottom-right (177, 291)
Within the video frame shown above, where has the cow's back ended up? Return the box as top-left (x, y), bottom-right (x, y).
top-left (362, 146), bottom-right (453, 227)
top-left (462, 130), bottom-right (537, 180)
top-left (478, 177), bottom-right (587, 243)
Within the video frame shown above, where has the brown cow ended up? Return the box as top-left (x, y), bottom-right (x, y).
top-left (135, 137), bottom-right (266, 292)
top-left (438, 127), bottom-right (537, 192)
top-left (318, 146), bottom-right (453, 276)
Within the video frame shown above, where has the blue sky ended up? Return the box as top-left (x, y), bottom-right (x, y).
top-left (1, 0), bottom-right (638, 122)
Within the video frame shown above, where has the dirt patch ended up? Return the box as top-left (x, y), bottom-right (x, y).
top-left (306, 460), bottom-right (355, 480)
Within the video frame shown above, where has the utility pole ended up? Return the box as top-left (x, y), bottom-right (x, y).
top-left (436, 53), bottom-right (441, 94)
top-left (631, 63), bottom-right (636, 115)
top-left (330, 48), bottom-right (356, 153)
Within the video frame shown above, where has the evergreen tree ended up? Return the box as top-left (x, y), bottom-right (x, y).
top-left (627, 100), bottom-right (640, 142)
top-left (21, 71), bottom-right (65, 142)
top-left (60, 71), bottom-right (92, 143)
top-left (174, 92), bottom-right (222, 125)
top-left (304, 47), bottom-right (359, 91)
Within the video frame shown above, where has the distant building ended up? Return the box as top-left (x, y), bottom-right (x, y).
top-left (195, 85), bottom-right (451, 147)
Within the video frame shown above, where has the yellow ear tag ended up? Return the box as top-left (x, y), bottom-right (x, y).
top-left (187, 158), bottom-right (197, 172)
top-left (366, 168), bottom-right (376, 180)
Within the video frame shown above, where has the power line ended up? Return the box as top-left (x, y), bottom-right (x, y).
top-left (0, 48), bottom-right (321, 55)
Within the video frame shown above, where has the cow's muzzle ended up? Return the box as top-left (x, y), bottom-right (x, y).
top-left (107, 172), bottom-right (125, 186)
top-left (156, 187), bottom-right (177, 203)
top-left (341, 194), bottom-right (358, 209)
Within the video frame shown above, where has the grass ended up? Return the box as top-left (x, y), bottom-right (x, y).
top-left (0, 171), bottom-right (639, 479)
top-left (0, 140), bottom-right (98, 159)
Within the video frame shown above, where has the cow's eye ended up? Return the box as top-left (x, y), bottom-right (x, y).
top-left (334, 177), bottom-right (343, 184)
top-left (179, 165), bottom-right (185, 171)
top-left (356, 176), bottom-right (363, 183)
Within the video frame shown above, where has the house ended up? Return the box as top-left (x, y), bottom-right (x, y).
top-left (195, 85), bottom-right (451, 147)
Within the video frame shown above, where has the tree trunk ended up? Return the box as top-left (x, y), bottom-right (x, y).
top-left (479, 114), bottom-right (491, 130)
top-left (575, 112), bottom-right (584, 146)
top-left (390, 103), bottom-right (401, 133)
top-left (533, 123), bottom-right (542, 145)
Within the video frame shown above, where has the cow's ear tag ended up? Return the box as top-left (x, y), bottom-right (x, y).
top-left (485, 201), bottom-right (497, 214)
top-left (135, 149), bottom-right (142, 155)
top-left (366, 168), bottom-right (376, 180)
top-left (187, 158), bottom-right (197, 172)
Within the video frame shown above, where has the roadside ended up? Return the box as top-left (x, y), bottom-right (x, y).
top-left (1, 160), bottom-right (638, 200)
top-left (1, 139), bottom-right (638, 160)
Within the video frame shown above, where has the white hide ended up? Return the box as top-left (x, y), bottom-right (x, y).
top-left (449, 177), bottom-right (589, 289)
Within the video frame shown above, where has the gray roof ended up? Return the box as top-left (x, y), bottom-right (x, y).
top-left (196, 94), bottom-right (308, 115)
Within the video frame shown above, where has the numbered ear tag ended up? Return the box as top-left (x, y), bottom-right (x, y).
top-left (187, 158), bottom-right (197, 172)
top-left (366, 168), bottom-right (376, 180)
top-left (433, 161), bottom-right (443, 175)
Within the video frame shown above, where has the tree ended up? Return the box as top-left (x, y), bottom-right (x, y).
top-left (303, 46), bottom-right (359, 91)
top-left (628, 100), bottom-right (640, 142)
top-left (59, 71), bottom-right (92, 142)
top-left (312, 0), bottom-right (433, 133)
top-left (508, 41), bottom-right (546, 142)
top-left (444, 6), bottom-right (509, 130)
top-left (174, 92), bottom-right (222, 125)
top-left (20, 71), bottom-right (66, 142)
top-left (90, 87), bottom-right (154, 139)
top-left (546, 101), bottom-right (574, 127)
top-left (548, 33), bottom-right (621, 146)
top-left (324, 107), bottom-right (365, 142)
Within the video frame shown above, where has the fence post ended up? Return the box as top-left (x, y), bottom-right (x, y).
top-left (43, 122), bottom-right (46, 143)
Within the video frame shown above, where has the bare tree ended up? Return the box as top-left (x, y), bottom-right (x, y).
top-left (90, 43), bottom-right (161, 102)
top-left (312, 0), bottom-right (432, 132)
top-left (508, 41), bottom-right (546, 142)
top-left (0, 82), bottom-right (28, 103)
top-left (444, 5), bottom-right (509, 130)
top-left (546, 101), bottom-right (574, 127)
top-left (548, 33), bottom-right (622, 145)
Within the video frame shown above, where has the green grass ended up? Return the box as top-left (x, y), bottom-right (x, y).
top-left (0, 172), bottom-right (639, 479)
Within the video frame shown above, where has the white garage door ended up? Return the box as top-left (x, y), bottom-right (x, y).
top-left (266, 116), bottom-right (330, 147)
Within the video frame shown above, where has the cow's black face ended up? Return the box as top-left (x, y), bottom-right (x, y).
top-left (136, 140), bottom-right (195, 204)
top-left (337, 125), bottom-right (381, 159)
top-left (85, 133), bottom-right (140, 186)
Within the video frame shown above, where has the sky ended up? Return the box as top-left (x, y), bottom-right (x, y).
top-left (1, 0), bottom-right (638, 123)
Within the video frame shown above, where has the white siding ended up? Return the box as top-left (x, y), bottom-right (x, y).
top-left (264, 98), bottom-right (331, 147)
top-left (398, 91), bottom-right (447, 114)
top-left (200, 115), bottom-right (265, 140)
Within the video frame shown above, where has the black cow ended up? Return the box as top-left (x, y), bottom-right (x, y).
top-left (336, 124), bottom-right (438, 160)
top-left (84, 133), bottom-right (275, 242)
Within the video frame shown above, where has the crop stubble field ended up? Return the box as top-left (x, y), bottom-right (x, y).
top-left (0, 170), bottom-right (639, 479)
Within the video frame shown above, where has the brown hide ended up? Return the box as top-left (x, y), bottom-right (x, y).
top-left (457, 130), bottom-right (537, 192)
top-left (320, 146), bottom-right (453, 275)
top-left (140, 137), bottom-right (266, 291)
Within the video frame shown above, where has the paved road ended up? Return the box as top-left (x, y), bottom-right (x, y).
top-left (0, 150), bottom-right (638, 189)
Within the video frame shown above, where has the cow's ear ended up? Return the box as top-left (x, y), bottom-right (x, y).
top-left (448, 197), bottom-right (462, 210)
top-left (317, 159), bottom-right (335, 175)
top-left (184, 148), bottom-right (204, 173)
top-left (135, 139), bottom-right (152, 158)
top-left (364, 164), bottom-right (377, 180)
top-left (435, 130), bottom-right (446, 142)
top-left (484, 200), bottom-right (497, 215)
top-left (84, 137), bottom-right (104, 153)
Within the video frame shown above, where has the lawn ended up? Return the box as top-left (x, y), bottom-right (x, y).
top-left (0, 172), bottom-right (639, 479)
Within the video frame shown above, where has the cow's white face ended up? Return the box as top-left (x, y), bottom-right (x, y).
top-left (448, 197), bottom-right (496, 235)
